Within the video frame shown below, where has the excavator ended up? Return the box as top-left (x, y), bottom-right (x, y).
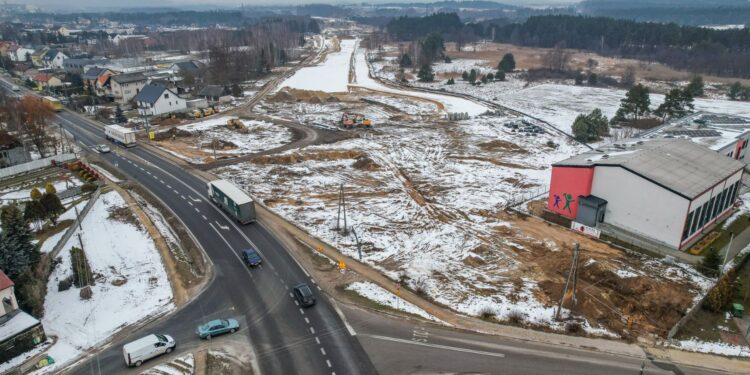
top-left (340, 113), bottom-right (372, 128)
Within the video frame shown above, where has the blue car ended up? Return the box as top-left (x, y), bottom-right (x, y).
top-left (196, 319), bottom-right (240, 339)
top-left (242, 248), bottom-right (262, 267)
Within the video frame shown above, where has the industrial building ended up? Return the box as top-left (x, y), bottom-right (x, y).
top-left (547, 139), bottom-right (744, 252)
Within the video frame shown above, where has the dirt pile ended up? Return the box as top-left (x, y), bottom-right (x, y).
top-left (351, 155), bottom-right (381, 171)
top-left (153, 127), bottom-right (193, 141)
top-left (479, 140), bottom-right (529, 154)
top-left (269, 88), bottom-right (344, 103)
top-left (253, 149), bottom-right (364, 164)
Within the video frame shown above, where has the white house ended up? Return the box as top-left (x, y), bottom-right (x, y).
top-left (134, 84), bottom-right (187, 116)
top-left (8, 46), bottom-right (34, 62)
top-left (42, 48), bottom-right (68, 69)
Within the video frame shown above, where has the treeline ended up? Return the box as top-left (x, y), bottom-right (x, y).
top-left (492, 15), bottom-right (750, 78)
top-left (16, 10), bottom-right (245, 27)
top-left (580, 0), bottom-right (750, 26)
top-left (386, 13), bottom-right (463, 40)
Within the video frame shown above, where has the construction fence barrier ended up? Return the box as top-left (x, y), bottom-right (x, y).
top-left (0, 153), bottom-right (76, 180)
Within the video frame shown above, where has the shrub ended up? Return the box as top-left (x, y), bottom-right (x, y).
top-left (81, 183), bottom-right (97, 193)
top-left (478, 306), bottom-right (497, 320)
top-left (79, 286), bottom-right (93, 300)
top-left (507, 309), bottom-right (526, 324)
top-left (412, 276), bottom-right (428, 296)
top-left (565, 321), bottom-right (582, 333)
top-left (70, 247), bottom-right (94, 288)
top-left (58, 275), bottom-right (74, 291)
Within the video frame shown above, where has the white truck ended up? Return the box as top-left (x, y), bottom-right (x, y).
top-left (122, 334), bottom-right (175, 367)
top-left (104, 125), bottom-right (136, 147)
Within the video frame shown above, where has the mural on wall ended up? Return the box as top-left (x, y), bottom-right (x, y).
top-left (547, 166), bottom-right (594, 219)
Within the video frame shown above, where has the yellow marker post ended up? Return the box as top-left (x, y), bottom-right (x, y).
top-left (149, 131), bottom-right (155, 140)
top-left (338, 260), bottom-right (346, 270)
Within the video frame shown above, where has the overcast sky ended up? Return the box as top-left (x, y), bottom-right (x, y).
top-left (21, 0), bottom-right (579, 11)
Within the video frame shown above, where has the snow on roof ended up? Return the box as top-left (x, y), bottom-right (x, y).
top-left (643, 112), bottom-right (750, 152)
top-left (555, 138), bottom-right (745, 199)
top-left (209, 180), bottom-right (253, 205)
top-left (0, 311), bottom-right (40, 342)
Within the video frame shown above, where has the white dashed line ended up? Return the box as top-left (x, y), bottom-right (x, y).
top-left (202, 215), bottom-right (207, 220)
top-left (326, 360), bottom-right (331, 368)
top-left (315, 337), bottom-right (320, 344)
top-left (188, 201), bottom-right (193, 206)
top-left (166, 184), bottom-right (172, 189)
top-left (180, 195), bottom-right (186, 199)
top-left (320, 348), bottom-right (326, 356)
top-left (294, 300), bottom-right (299, 306)
top-left (146, 171), bottom-right (151, 175)
top-left (304, 317), bottom-right (310, 324)
top-left (310, 327), bottom-right (315, 334)
top-left (289, 293), bottom-right (294, 298)
top-left (299, 309), bottom-right (304, 315)
top-left (195, 208), bottom-right (200, 213)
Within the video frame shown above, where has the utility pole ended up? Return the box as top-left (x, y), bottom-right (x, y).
top-left (336, 183), bottom-right (347, 233)
top-left (352, 226), bottom-right (362, 261)
top-left (555, 242), bottom-right (580, 320)
top-left (722, 231), bottom-right (734, 276)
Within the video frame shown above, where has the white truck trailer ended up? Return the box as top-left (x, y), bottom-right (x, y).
top-left (104, 125), bottom-right (136, 147)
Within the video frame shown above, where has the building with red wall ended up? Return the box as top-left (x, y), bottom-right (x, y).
top-left (547, 139), bottom-right (744, 252)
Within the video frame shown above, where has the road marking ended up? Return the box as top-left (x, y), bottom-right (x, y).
top-left (289, 293), bottom-right (294, 298)
top-left (166, 184), bottom-right (172, 189)
top-left (153, 175), bottom-right (158, 179)
top-left (299, 308), bottom-right (305, 315)
top-left (310, 327), bottom-right (315, 334)
top-left (202, 215), bottom-right (207, 221)
top-left (330, 299), bottom-right (356, 336)
top-left (195, 208), bottom-right (200, 213)
top-left (216, 222), bottom-right (230, 231)
top-left (364, 334), bottom-right (506, 358)
top-left (294, 300), bottom-right (299, 306)
top-left (412, 326), bottom-right (429, 343)
top-left (189, 196), bottom-right (202, 202)
top-left (160, 179), bottom-right (165, 184)
top-left (209, 222), bottom-right (252, 279)
top-left (320, 347), bottom-right (326, 356)
top-left (315, 337), bottom-right (320, 344)
top-left (180, 194), bottom-right (185, 199)
top-left (304, 317), bottom-right (310, 324)
top-left (326, 360), bottom-right (331, 368)
top-left (146, 171), bottom-right (151, 175)
top-left (188, 201), bottom-right (193, 206)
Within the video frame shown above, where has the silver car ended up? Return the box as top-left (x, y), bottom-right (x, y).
top-left (95, 144), bottom-right (111, 153)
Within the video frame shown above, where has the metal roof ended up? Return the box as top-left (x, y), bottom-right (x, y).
top-left (133, 83), bottom-right (169, 105)
top-left (209, 179), bottom-right (253, 205)
top-left (111, 72), bottom-right (146, 84)
top-left (554, 139), bottom-right (745, 199)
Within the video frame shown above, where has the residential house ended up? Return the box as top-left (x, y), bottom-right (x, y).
top-left (57, 26), bottom-right (82, 37)
top-left (33, 73), bottom-right (63, 89)
top-left (0, 131), bottom-right (29, 168)
top-left (29, 49), bottom-right (46, 67)
top-left (42, 49), bottom-right (68, 69)
top-left (135, 83), bottom-right (186, 116)
top-left (82, 67), bottom-right (114, 96)
top-left (0, 270), bottom-right (46, 364)
top-left (7, 46), bottom-right (34, 62)
top-left (110, 73), bottom-right (147, 105)
top-left (197, 85), bottom-right (231, 105)
top-left (170, 60), bottom-right (203, 75)
top-left (62, 57), bottom-right (107, 74)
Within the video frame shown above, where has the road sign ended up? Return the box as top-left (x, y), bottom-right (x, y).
top-left (338, 259), bottom-right (346, 271)
top-left (149, 131), bottom-right (155, 140)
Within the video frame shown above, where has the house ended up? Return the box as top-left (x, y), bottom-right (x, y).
top-left (548, 139), bottom-right (744, 253)
top-left (134, 83), bottom-right (187, 116)
top-left (8, 46), bottom-right (34, 62)
top-left (170, 60), bottom-right (203, 75)
top-left (0, 131), bottom-right (30, 168)
top-left (196, 85), bottom-right (232, 105)
top-left (29, 49), bottom-right (46, 67)
top-left (32, 73), bottom-right (63, 89)
top-left (111, 34), bottom-right (147, 46)
top-left (82, 67), bottom-right (114, 96)
top-left (57, 26), bottom-right (82, 37)
top-left (0, 270), bottom-right (46, 364)
top-left (110, 73), bottom-right (147, 105)
top-left (62, 57), bottom-right (107, 74)
top-left (42, 48), bottom-right (68, 69)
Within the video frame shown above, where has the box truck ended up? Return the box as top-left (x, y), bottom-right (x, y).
top-left (122, 334), bottom-right (175, 367)
top-left (104, 125), bottom-right (136, 147)
top-left (207, 179), bottom-right (256, 224)
top-left (42, 96), bottom-right (63, 111)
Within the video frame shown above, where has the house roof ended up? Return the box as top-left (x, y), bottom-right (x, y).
top-left (0, 270), bottom-right (13, 290)
top-left (33, 73), bottom-right (56, 82)
top-left (111, 72), bottom-right (146, 84)
top-left (97, 73), bottom-right (112, 87)
top-left (554, 138), bottom-right (745, 200)
top-left (0, 310), bottom-right (40, 343)
top-left (43, 48), bottom-right (60, 60)
top-left (197, 85), bottom-right (226, 98)
top-left (82, 67), bottom-right (107, 80)
top-left (172, 61), bottom-right (201, 72)
top-left (134, 83), bottom-right (170, 105)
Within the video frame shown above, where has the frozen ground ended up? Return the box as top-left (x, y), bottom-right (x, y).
top-left (346, 282), bottom-right (439, 321)
top-left (0, 176), bottom-right (82, 203)
top-left (675, 338), bottom-right (750, 358)
top-left (36, 191), bottom-right (173, 373)
top-left (278, 38), bottom-right (356, 93)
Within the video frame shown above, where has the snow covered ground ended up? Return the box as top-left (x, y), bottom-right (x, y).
top-left (36, 191), bottom-right (173, 373)
top-left (346, 281), bottom-right (439, 321)
top-left (675, 338), bottom-right (750, 358)
top-left (0, 176), bottom-right (82, 203)
top-left (278, 38), bottom-right (356, 93)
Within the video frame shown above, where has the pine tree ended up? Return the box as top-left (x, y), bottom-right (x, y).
top-left (461, 71), bottom-right (468, 81)
top-left (685, 76), bottom-right (704, 98)
top-left (655, 88), bottom-right (694, 120)
top-left (700, 247), bottom-right (722, 277)
top-left (417, 64), bottom-right (435, 82)
top-left (231, 84), bottom-right (242, 97)
top-left (24, 200), bottom-right (46, 227)
top-left (45, 182), bottom-right (56, 194)
top-left (468, 69), bottom-right (477, 84)
top-left (40, 193), bottom-right (65, 225)
top-left (495, 70), bottom-right (505, 81)
top-left (587, 73), bottom-right (598, 86)
top-left (399, 53), bottom-right (412, 68)
top-left (114, 105), bottom-right (127, 124)
top-left (446, 78), bottom-right (455, 85)
top-left (618, 84), bottom-right (651, 121)
top-left (729, 82), bottom-right (744, 100)
top-left (498, 53), bottom-right (516, 72)
top-left (572, 108), bottom-right (609, 142)
top-left (0, 205), bottom-right (37, 278)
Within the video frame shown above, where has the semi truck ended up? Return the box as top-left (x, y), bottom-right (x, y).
top-left (207, 179), bottom-right (256, 224)
top-left (104, 125), bottom-right (136, 147)
top-left (42, 96), bottom-right (63, 111)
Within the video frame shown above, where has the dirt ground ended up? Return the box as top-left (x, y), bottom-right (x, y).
top-left (438, 42), bottom-right (750, 86)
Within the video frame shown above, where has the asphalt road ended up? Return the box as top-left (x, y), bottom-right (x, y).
top-left (49, 108), bottom-right (376, 375)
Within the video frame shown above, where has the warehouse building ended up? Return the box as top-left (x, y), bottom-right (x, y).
top-left (547, 139), bottom-right (744, 252)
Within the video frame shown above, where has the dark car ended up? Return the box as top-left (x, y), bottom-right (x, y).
top-left (242, 248), bottom-right (262, 267)
top-left (293, 283), bottom-right (316, 307)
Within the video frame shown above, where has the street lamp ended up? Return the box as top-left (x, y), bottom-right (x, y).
top-left (351, 226), bottom-right (362, 261)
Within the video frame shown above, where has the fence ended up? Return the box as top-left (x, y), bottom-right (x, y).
top-left (0, 153), bottom-right (76, 180)
top-left (49, 187), bottom-right (101, 259)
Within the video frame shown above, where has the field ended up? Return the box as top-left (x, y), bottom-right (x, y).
top-left (219, 38), bottom-right (713, 337)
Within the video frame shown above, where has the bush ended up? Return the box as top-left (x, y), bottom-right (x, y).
top-left (565, 321), bottom-right (582, 333)
top-left (58, 275), bottom-right (74, 291)
top-left (70, 247), bottom-right (94, 288)
top-left (478, 306), bottom-right (497, 320)
top-left (704, 269), bottom-right (736, 312)
top-left (81, 182), bottom-right (97, 192)
top-left (79, 286), bottom-right (93, 300)
top-left (507, 309), bottom-right (526, 324)
top-left (412, 276), bottom-right (428, 296)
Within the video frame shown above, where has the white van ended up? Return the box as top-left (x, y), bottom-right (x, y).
top-left (122, 334), bottom-right (175, 367)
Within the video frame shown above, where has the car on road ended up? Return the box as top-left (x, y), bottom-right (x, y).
top-left (10, 85), bottom-right (20, 92)
top-left (95, 144), bottom-right (111, 153)
top-left (242, 247), bottom-right (262, 267)
top-left (293, 283), bottom-right (316, 307)
top-left (123, 334), bottom-right (175, 367)
top-left (196, 318), bottom-right (240, 339)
